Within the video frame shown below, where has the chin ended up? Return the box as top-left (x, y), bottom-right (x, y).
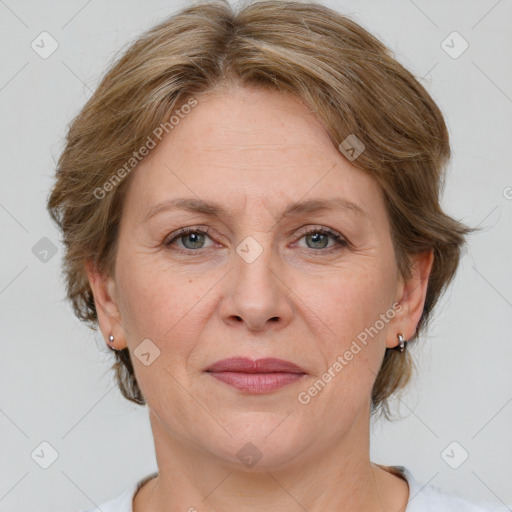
top-left (203, 415), bottom-right (307, 471)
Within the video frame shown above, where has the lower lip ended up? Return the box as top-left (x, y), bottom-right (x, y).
top-left (207, 371), bottom-right (306, 393)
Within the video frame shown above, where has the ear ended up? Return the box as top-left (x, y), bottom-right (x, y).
top-left (84, 260), bottom-right (127, 350)
top-left (386, 249), bottom-right (434, 349)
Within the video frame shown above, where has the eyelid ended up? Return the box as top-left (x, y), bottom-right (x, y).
top-left (294, 224), bottom-right (345, 240)
top-left (163, 225), bottom-right (217, 247)
top-left (292, 225), bottom-right (349, 250)
top-left (164, 224), bottom-right (349, 253)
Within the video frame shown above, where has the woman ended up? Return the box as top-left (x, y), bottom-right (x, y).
top-left (47, 1), bottom-right (509, 511)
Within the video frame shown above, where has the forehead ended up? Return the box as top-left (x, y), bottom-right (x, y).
top-left (122, 86), bottom-right (385, 222)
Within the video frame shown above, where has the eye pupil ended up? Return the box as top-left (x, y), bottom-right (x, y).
top-left (182, 232), bottom-right (205, 249)
top-left (306, 232), bottom-right (329, 249)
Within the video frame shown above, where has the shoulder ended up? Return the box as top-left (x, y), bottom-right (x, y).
top-left (393, 466), bottom-right (511, 512)
top-left (80, 472), bottom-right (157, 512)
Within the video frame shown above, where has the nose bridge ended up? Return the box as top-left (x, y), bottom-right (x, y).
top-left (234, 230), bottom-right (280, 295)
top-left (231, 196), bottom-right (279, 275)
top-left (222, 228), bottom-right (292, 330)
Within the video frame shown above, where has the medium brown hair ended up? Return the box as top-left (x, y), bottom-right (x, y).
top-left (47, 0), bottom-right (472, 419)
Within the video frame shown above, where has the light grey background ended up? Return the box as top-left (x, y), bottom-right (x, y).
top-left (1, 0), bottom-right (511, 510)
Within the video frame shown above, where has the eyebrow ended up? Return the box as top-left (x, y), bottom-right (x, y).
top-left (143, 196), bottom-right (370, 224)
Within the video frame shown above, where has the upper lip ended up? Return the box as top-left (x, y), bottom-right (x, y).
top-left (205, 357), bottom-right (307, 374)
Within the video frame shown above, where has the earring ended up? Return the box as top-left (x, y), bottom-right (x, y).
top-left (397, 333), bottom-right (406, 352)
top-left (108, 334), bottom-right (115, 349)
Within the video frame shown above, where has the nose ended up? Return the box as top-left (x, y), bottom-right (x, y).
top-left (219, 237), bottom-right (294, 333)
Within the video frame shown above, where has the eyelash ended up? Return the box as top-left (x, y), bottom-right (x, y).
top-left (163, 225), bottom-right (348, 255)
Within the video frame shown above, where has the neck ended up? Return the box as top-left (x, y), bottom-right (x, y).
top-left (134, 407), bottom-right (409, 512)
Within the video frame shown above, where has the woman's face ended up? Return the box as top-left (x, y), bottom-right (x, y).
top-left (90, 85), bottom-right (429, 468)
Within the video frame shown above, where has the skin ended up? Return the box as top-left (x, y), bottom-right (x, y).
top-left (86, 84), bottom-right (433, 512)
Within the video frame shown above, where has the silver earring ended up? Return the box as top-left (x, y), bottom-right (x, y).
top-left (108, 334), bottom-right (115, 348)
top-left (397, 333), bottom-right (406, 352)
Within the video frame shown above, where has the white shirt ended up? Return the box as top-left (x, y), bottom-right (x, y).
top-left (82, 466), bottom-right (510, 511)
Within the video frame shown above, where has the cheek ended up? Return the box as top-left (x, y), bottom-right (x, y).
top-left (292, 267), bottom-right (395, 421)
top-left (303, 264), bottom-right (395, 346)
top-left (114, 254), bottom-right (212, 411)
top-left (115, 250), bottom-right (217, 348)
top-left (298, 261), bottom-right (397, 410)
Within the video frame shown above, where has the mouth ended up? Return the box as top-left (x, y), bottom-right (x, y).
top-left (204, 357), bottom-right (307, 394)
